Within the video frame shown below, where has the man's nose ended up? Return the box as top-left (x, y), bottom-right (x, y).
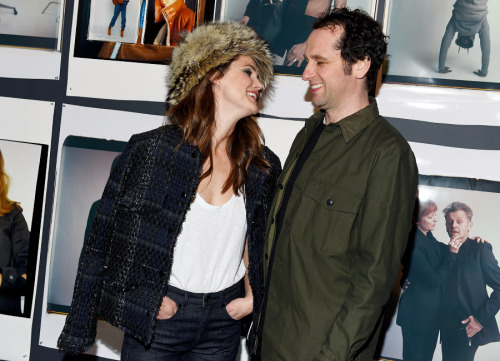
top-left (302, 63), bottom-right (313, 81)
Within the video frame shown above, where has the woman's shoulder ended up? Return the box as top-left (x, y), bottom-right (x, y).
top-left (1, 204), bottom-right (25, 223)
top-left (129, 124), bottom-right (182, 145)
top-left (262, 145), bottom-right (281, 173)
top-left (124, 125), bottom-right (190, 159)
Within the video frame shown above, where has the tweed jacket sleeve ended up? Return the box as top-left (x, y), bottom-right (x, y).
top-left (58, 137), bottom-right (135, 354)
top-left (246, 146), bottom-right (281, 353)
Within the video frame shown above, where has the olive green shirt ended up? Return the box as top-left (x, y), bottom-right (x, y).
top-left (257, 99), bottom-right (418, 361)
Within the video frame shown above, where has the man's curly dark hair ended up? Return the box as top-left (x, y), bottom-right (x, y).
top-left (313, 7), bottom-right (388, 91)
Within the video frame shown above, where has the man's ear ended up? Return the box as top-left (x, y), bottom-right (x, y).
top-left (353, 56), bottom-right (371, 79)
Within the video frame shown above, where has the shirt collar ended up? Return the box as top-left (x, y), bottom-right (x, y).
top-left (305, 97), bottom-right (380, 143)
top-left (337, 97), bottom-right (379, 142)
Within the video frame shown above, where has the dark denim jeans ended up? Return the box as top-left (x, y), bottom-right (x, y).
top-left (121, 281), bottom-right (242, 361)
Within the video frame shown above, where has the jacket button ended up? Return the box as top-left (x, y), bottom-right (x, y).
top-left (271, 218), bottom-right (274, 224)
top-left (326, 199), bottom-right (333, 206)
top-left (265, 253), bottom-right (269, 260)
top-left (278, 183), bottom-right (283, 190)
top-left (191, 152), bottom-right (197, 158)
top-left (181, 192), bottom-right (187, 198)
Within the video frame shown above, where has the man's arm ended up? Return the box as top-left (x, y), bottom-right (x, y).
top-left (316, 144), bottom-right (418, 361)
top-left (473, 244), bottom-right (500, 326)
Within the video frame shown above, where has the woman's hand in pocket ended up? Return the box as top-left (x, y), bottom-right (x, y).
top-left (225, 296), bottom-right (253, 320)
top-left (157, 296), bottom-right (178, 320)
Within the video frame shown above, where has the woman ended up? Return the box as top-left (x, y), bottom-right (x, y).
top-left (397, 200), bottom-right (461, 361)
top-left (0, 149), bottom-right (30, 317)
top-left (58, 22), bottom-right (281, 360)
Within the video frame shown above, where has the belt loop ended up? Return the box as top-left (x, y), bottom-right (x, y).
top-left (203, 293), bottom-right (212, 307)
top-left (180, 290), bottom-right (188, 314)
top-left (219, 290), bottom-right (225, 314)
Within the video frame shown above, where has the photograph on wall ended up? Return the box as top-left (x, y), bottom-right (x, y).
top-left (382, 0), bottom-right (500, 90)
top-left (222, 0), bottom-right (377, 76)
top-left (377, 175), bottom-right (500, 361)
top-left (0, 139), bottom-right (48, 318)
top-left (0, 0), bottom-right (63, 50)
top-left (88, 0), bottom-right (142, 44)
top-left (47, 136), bottom-right (127, 314)
top-left (74, 0), bottom-right (215, 63)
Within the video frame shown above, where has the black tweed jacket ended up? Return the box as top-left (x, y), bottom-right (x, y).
top-left (58, 125), bottom-right (281, 354)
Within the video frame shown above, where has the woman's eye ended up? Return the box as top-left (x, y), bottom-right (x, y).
top-left (243, 69), bottom-right (252, 77)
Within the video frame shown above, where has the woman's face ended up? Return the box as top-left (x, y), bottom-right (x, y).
top-left (418, 211), bottom-right (437, 233)
top-left (213, 55), bottom-right (263, 120)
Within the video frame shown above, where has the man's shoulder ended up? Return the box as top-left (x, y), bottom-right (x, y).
top-left (360, 114), bottom-right (414, 161)
top-left (373, 115), bottom-right (410, 146)
top-left (465, 238), bottom-right (494, 256)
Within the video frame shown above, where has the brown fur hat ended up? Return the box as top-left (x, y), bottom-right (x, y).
top-left (166, 21), bottom-right (274, 106)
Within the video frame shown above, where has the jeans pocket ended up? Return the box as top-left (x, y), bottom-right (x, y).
top-left (156, 293), bottom-right (184, 323)
top-left (155, 308), bottom-right (181, 323)
top-left (222, 305), bottom-right (239, 321)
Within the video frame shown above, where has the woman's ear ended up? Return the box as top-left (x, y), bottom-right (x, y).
top-left (210, 71), bottom-right (222, 87)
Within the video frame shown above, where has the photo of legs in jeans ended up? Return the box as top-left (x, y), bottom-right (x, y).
top-left (109, 0), bottom-right (128, 37)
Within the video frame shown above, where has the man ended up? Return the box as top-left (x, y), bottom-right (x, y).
top-left (438, 0), bottom-right (490, 77)
top-left (249, 8), bottom-right (418, 361)
top-left (440, 202), bottom-right (500, 361)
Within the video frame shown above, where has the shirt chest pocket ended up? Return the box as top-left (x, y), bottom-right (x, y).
top-left (290, 185), bottom-right (362, 255)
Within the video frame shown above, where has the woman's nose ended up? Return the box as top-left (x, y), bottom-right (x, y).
top-left (254, 78), bottom-right (263, 90)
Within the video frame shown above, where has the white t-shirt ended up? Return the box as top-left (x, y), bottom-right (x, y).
top-left (168, 193), bottom-right (247, 293)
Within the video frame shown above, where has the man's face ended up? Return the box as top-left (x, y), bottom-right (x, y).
top-left (301, 27), bottom-right (357, 118)
top-left (445, 210), bottom-right (473, 241)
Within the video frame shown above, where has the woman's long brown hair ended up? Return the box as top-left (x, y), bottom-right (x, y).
top-left (0, 150), bottom-right (20, 216)
top-left (167, 60), bottom-right (270, 195)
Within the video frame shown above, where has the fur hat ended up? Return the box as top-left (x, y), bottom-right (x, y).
top-left (167, 21), bottom-right (274, 107)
